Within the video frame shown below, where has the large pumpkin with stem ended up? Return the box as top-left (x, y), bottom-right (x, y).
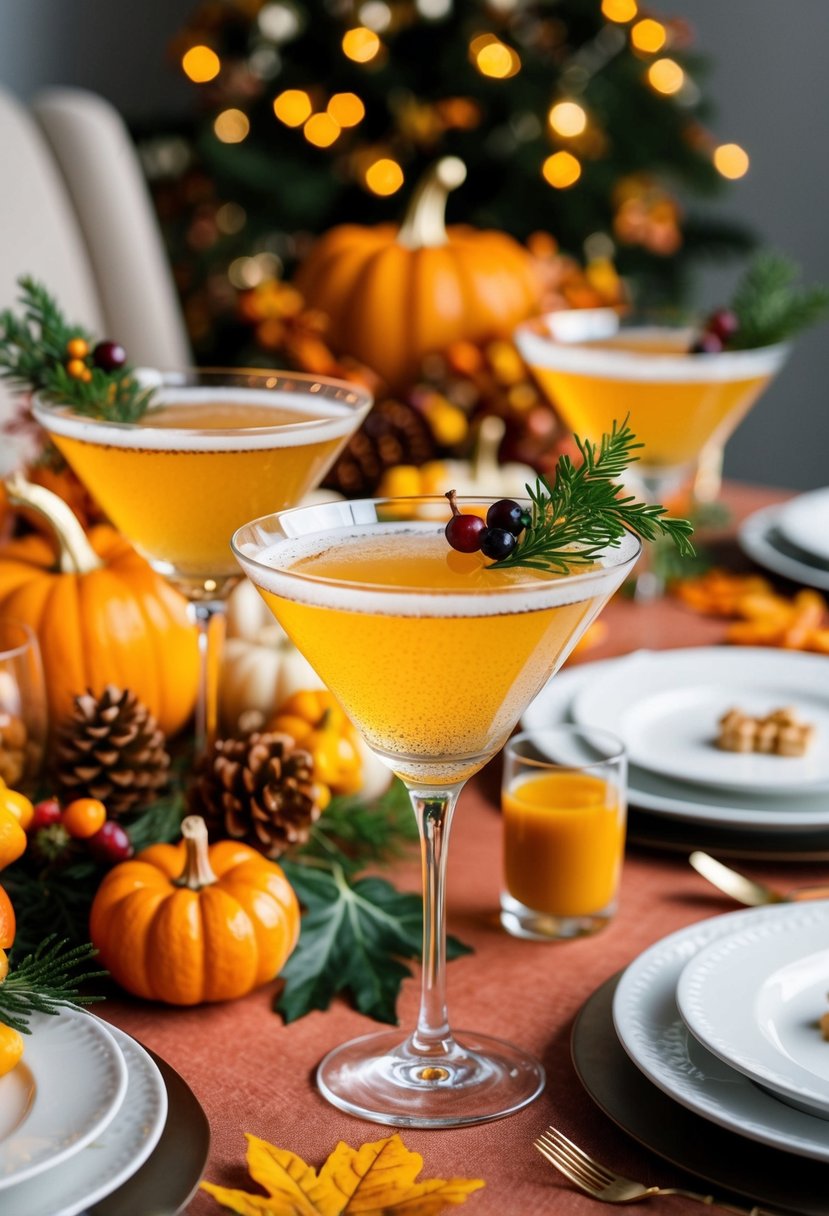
top-left (89, 816), bottom-right (300, 1005)
top-left (0, 474), bottom-right (198, 736)
top-left (295, 157), bottom-right (541, 391)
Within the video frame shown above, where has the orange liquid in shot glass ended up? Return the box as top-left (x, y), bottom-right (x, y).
top-left (502, 771), bottom-right (624, 917)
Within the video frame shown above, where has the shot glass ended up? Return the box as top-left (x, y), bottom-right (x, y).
top-left (0, 620), bottom-right (47, 793)
top-left (500, 725), bottom-right (627, 940)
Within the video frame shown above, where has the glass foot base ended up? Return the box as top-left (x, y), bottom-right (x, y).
top-left (500, 892), bottom-right (615, 941)
top-left (316, 1029), bottom-right (545, 1128)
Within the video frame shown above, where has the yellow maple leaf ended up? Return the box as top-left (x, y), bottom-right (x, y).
top-left (201, 1131), bottom-right (485, 1216)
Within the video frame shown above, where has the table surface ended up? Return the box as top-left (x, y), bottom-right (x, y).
top-left (102, 482), bottom-right (829, 1216)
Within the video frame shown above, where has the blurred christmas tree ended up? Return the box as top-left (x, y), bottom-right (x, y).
top-left (145, 0), bottom-right (754, 367)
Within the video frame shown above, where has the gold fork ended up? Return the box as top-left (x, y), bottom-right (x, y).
top-left (534, 1127), bottom-right (782, 1214)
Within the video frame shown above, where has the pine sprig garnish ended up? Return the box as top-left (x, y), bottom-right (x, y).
top-left (0, 936), bottom-right (106, 1034)
top-left (728, 252), bottom-right (829, 349)
top-left (491, 418), bottom-right (694, 574)
top-left (0, 276), bottom-right (154, 422)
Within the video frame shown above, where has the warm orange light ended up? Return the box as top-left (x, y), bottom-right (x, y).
top-left (327, 92), bottom-right (366, 127)
top-left (342, 26), bottom-right (381, 62)
top-left (648, 58), bottom-right (685, 95)
top-left (273, 89), bottom-right (313, 127)
top-left (631, 18), bottom-right (666, 52)
top-left (542, 151), bottom-right (582, 188)
top-left (470, 34), bottom-right (520, 79)
top-left (365, 157), bottom-right (404, 195)
top-left (182, 45), bottom-right (221, 83)
top-left (304, 113), bottom-right (341, 148)
top-left (601, 0), bottom-right (637, 23)
top-left (548, 101), bottom-right (587, 137)
top-left (214, 109), bottom-right (250, 143)
top-left (714, 142), bottom-right (750, 179)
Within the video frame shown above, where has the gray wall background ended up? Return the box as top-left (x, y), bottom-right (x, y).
top-left (1, 0), bottom-right (827, 491)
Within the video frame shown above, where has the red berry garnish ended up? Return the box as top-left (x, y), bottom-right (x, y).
top-left (480, 527), bottom-right (518, 561)
top-left (87, 820), bottom-right (133, 864)
top-left (705, 308), bottom-right (739, 344)
top-left (92, 340), bottom-right (127, 372)
top-left (444, 490), bottom-right (486, 553)
top-left (691, 331), bottom-right (724, 354)
top-left (31, 798), bottom-right (62, 830)
top-left (486, 499), bottom-right (526, 536)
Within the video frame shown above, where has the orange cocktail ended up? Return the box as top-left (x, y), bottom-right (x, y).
top-left (233, 497), bottom-right (639, 1128)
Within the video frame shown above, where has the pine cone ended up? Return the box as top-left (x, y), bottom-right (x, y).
top-left (189, 730), bottom-right (321, 858)
top-left (323, 399), bottom-right (436, 496)
top-left (53, 686), bottom-right (170, 817)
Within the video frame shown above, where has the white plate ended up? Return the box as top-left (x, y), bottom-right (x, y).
top-left (613, 905), bottom-right (829, 1161)
top-left (0, 1023), bottom-right (168, 1216)
top-left (676, 902), bottom-right (829, 1120)
top-left (570, 648), bottom-right (829, 793)
top-left (0, 1009), bottom-right (128, 1190)
top-left (776, 488), bottom-right (829, 564)
top-left (522, 661), bottom-right (829, 828)
top-left (739, 503), bottom-right (829, 592)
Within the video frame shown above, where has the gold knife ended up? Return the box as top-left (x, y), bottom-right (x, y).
top-left (689, 851), bottom-right (829, 906)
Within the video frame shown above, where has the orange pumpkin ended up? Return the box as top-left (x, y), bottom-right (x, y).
top-left (89, 815), bottom-right (300, 1005)
top-left (295, 157), bottom-right (541, 391)
top-left (0, 474), bottom-right (198, 736)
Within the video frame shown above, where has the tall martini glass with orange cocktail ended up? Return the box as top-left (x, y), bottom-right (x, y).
top-left (33, 370), bottom-right (372, 750)
top-left (232, 495), bottom-right (641, 1127)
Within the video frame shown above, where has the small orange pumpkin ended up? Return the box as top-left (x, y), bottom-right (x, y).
top-left (89, 815), bottom-right (300, 1005)
top-left (0, 475), bottom-right (198, 736)
top-left (295, 157), bottom-right (541, 391)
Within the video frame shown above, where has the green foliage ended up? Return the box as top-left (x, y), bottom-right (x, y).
top-left (728, 252), bottom-right (829, 349)
top-left (0, 937), bottom-right (106, 1034)
top-left (493, 419), bottom-right (695, 573)
top-left (0, 277), bottom-right (154, 422)
top-left (301, 779), bottom-right (418, 876)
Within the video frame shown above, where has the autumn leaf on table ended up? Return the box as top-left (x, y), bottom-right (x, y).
top-left (277, 864), bottom-right (472, 1025)
top-left (201, 1131), bottom-right (485, 1216)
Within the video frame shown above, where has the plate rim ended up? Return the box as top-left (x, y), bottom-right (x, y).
top-left (776, 488), bottom-right (829, 564)
top-left (738, 503), bottom-right (829, 592)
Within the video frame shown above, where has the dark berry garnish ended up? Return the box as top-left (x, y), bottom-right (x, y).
top-left (691, 331), bottom-right (724, 354)
top-left (486, 498), bottom-right (525, 536)
top-left (87, 820), bottom-right (134, 864)
top-left (92, 340), bottom-right (127, 372)
top-left (444, 490), bottom-right (486, 552)
top-left (480, 527), bottom-right (517, 561)
top-left (706, 308), bottom-right (739, 343)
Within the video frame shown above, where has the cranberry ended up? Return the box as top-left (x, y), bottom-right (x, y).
top-left (87, 820), bottom-right (134, 864)
top-left (691, 331), bottom-right (724, 354)
top-left (92, 340), bottom-right (127, 372)
top-left (480, 527), bottom-right (517, 560)
top-left (486, 499), bottom-right (527, 536)
top-left (31, 798), bottom-right (62, 830)
top-left (445, 512), bottom-right (486, 553)
top-left (705, 308), bottom-right (739, 344)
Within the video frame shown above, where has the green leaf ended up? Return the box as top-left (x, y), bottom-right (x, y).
top-left (300, 779), bottom-right (417, 876)
top-left (276, 863), bottom-right (471, 1025)
top-left (728, 251), bottom-right (829, 348)
top-left (0, 937), bottom-right (106, 1034)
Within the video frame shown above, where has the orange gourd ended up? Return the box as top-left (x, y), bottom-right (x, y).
top-left (295, 157), bottom-right (541, 391)
top-left (89, 815), bottom-right (300, 1005)
top-left (0, 475), bottom-right (198, 736)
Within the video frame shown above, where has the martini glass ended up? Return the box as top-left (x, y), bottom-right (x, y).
top-left (32, 370), bottom-right (371, 751)
top-left (232, 496), bottom-right (640, 1127)
top-left (515, 310), bottom-right (788, 595)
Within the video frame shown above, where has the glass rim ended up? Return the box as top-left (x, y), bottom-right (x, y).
top-left (30, 366), bottom-right (373, 438)
top-left (505, 724), bottom-right (627, 770)
top-left (0, 619), bottom-right (38, 661)
top-left (231, 495), bottom-right (643, 599)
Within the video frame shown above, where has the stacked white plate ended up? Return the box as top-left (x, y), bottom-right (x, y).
top-left (739, 488), bottom-right (829, 591)
top-left (613, 899), bottom-right (829, 1161)
top-left (0, 1009), bottom-right (168, 1216)
top-left (522, 647), bottom-right (829, 833)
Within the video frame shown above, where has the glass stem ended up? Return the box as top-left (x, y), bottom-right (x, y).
top-left (407, 783), bottom-right (464, 1059)
top-left (188, 599), bottom-right (227, 756)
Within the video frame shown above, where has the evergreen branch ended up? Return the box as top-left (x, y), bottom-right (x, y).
top-left (0, 276), bottom-right (154, 422)
top-left (0, 937), bottom-right (106, 1034)
top-left (491, 418), bottom-right (694, 574)
top-left (728, 251), bottom-right (829, 349)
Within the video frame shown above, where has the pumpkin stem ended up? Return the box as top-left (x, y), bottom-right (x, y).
top-left (176, 815), bottom-right (219, 890)
top-left (4, 472), bottom-right (103, 576)
top-left (470, 415), bottom-right (506, 483)
top-left (398, 157), bottom-right (467, 250)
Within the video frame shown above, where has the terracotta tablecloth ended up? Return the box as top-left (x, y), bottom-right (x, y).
top-left (101, 482), bottom-right (829, 1215)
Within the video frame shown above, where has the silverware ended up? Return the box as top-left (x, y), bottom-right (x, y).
top-left (689, 851), bottom-right (829, 907)
top-left (534, 1125), bottom-right (781, 1214)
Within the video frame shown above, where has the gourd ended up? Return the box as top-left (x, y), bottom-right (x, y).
top-left (269, 690), bottom-right (364, 795)
top-left (295, 158), bottom-right (541, 391)
top-left (0, 475), bottom-right (198, 736)
top-left (89, 815), bottom-right (300, 1005)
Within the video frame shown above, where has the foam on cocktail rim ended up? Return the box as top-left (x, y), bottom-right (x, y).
top-left (515, 321), bottom-right (789, 384)
top-left (32, 386), bottom-right (364, 451)
top-left (236, 524), bottom-right (640, 618)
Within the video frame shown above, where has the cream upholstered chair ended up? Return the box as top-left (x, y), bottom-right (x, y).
top-left (0, 85), bottom-right (190, 471)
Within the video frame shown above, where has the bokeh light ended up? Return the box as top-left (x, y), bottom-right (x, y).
top-left (601, 0), bottom-right (637, 23)
top-left (365, 157), bottom-right (404, 195)
top-left (342, 26), bottom-right (381, 62)
top-left (214, 109), bottom-right (250, 143)
top-left (182, 45), bottom-right (221, 83)
top-left (714, 143), bottom-right (750, 179)
top-left (542, 151), bottom-right (582, 188)
top-left (273, 89), bottom-right (313, 126)
top-left (327, 93), bottom-right (366, 127)
top-left (470, 34), bottom-right (520, 79)
top-left (631, 18), bottom-right (666, 53)
top-left (304, 113), bottom-right (341, 147)
top-left (548, 101), bottom-right (587, 137)
top-left (647, 58), bottom-right (685, 95)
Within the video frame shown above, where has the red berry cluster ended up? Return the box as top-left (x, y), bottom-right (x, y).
top-left (445, 491), bottom-right (529, 561)
top-left (690, 308), bottom-right (739, 354)
top-left (31, 797), bottom-right (133, 863)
